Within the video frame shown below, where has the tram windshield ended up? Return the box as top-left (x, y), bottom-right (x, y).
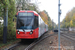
top-left (17, 12), bottom-right (34, 29)
top-left (17, 12), bottom-right (38, 29)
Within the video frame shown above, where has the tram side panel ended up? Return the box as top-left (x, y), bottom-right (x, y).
top-left (38, 16), bottom-right (45, 38)
top-left (46, 25), bottom-right (48, 31)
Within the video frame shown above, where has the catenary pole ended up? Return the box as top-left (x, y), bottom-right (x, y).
top-left (58, 0), bottom-right (61, 50)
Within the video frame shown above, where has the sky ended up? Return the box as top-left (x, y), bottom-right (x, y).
top-left (31, 0), bottom-right (75, 24)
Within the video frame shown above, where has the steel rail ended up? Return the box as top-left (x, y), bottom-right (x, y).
top-left (25, 33), bottom-right (55, 50)
top-left (61, 33), bottom-right (75, 41)
top-left (4, 43), bottom-right (21, 50)
top-left (3, 31), bottom-right (54, 50)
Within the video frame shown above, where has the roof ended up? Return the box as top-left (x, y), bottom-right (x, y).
top-left (16, 10), bottom-right (39, 16)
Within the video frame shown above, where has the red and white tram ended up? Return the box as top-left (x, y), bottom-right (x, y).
top-left (15, 10), bottom-right (48, 39)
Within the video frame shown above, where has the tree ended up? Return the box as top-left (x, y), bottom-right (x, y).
top-left (0, 0), bottom-right (16, 40)
top-left (39, 10), bottom-right (54, 30)
top-left (60, 7), bottom-right (75, 28)
top-left (70, 20), bottom-right (73, 27)
top-left (15, 0), bottom-right (37, 12)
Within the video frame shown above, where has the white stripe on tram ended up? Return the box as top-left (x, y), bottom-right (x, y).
top-left (17, 29), bottom-right (32, 32)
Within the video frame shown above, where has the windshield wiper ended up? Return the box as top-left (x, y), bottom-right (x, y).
top-left (22, 29), bottom-right (25, 32)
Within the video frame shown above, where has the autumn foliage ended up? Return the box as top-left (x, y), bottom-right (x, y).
top-left (39, 10), bottom-right (52, 29)
top-left (61, 7), bottom-right (75, 28)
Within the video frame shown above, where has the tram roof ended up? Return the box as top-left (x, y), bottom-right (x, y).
top-left (16, 10), bottom-right (39, 16)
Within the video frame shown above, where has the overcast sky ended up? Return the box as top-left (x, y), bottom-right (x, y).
top-left (31, 0), bottom-right (75, 24)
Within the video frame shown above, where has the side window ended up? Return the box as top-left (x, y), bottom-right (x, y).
top-left (34, 16), bottom-right (38, 29)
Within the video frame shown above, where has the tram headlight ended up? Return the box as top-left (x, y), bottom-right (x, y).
top-left (30, 31), bottom-right (33, 35)
top-left (17, 31), bottom-right (20, 34)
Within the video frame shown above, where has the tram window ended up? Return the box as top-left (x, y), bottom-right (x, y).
top-left (34, 16), bottom-right (38, 29)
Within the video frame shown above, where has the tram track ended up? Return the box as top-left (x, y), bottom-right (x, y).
top-left (60, 31), bottom-right (75, 50)
top-left (4, 39), bottom-right (34, 50)
top-left (25, 33), bottom-right (55, 50)
top-left (3, 31), bottom-right (56, 50)
top-left (61, 32), bottom-right (75, 41)
top-left (3, 42), bottom-right (21, 50)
